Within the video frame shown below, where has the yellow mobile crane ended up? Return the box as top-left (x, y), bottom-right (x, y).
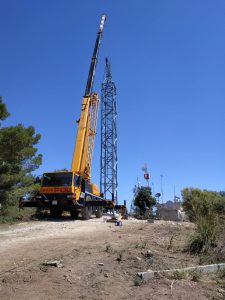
top-left (20, 15), bottom-right (115, 219)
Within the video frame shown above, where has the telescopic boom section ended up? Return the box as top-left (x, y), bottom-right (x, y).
top-left (71, 15), bottom-right (106, 179)
top-left (85, 14), bottom-right (106, 96)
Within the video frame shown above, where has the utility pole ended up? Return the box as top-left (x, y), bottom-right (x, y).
top-left (160, 174), bottom-right (164, 203)
top-left (100, 58), bottom-right (118, 203)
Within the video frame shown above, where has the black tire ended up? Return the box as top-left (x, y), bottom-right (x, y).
top-left (95, 207), bottom-right (103, 218)
top-left (70, 210), bottom-right (79, 219)
top-left (50, 208), bottom-right (63, 218)
top-left (81, 206), bottom-right (92, 220)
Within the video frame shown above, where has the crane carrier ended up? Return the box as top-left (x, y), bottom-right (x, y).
top-left (19, 15), bottom-right (124, 219)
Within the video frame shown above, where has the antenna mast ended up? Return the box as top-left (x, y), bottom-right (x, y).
top-left (100, 58), bottom-right (118, 203)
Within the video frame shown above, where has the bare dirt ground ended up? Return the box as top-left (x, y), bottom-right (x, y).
top-left (0, 216), bottom-right (224, 300)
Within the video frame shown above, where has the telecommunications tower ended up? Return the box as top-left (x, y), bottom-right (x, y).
top-left (100, 58), bottom-right (118, 203)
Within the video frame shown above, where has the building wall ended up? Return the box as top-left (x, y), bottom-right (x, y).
top-left (158, 209), bottom-right (184, 221)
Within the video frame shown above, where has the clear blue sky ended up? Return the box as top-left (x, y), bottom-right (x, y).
top-left (1, 0), bottom-right (225, 208)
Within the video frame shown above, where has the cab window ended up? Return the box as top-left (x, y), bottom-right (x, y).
top-left (74, 175), bottom-right (80, 187)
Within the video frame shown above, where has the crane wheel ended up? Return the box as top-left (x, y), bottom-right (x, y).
top-left (81, 206), bottom-right (92, 220)
top-left (95, 207), bottom-right (103, 218)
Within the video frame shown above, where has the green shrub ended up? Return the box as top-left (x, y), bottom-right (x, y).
top-left (0, 205), bottom-right (20, 223)
top-left (134, 275), bottom-right (143, 286)
top-left (168, 270), bottom-right (187, 280)
top-left (182, 188), bottom-right (225, 222)
top-left (134, 240), bottom-right (148, 249)
top-left (188, 213), bottom-right (219, 254)
top-left (0, 206), bottom-right (37, 223)
top-left (181, 188), bottom-right (224, 255)
top-left (190, 270), bottom-right (202, 282)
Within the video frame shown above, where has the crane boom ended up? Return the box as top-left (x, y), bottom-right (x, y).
top-left (85, 14), bottom-right (106, 96)
top-left (71, 15), bottom-right (106, 179)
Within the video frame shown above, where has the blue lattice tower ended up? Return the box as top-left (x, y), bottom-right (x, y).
top-left (100, 58), bottom-right (118, 203)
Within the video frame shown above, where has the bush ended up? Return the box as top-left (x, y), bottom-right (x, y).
top-left (0, 205), bottom-right (21, 223)
top-left (190, 270), bottom-right (202, 282)
top-left (168, 270), bottom-right (187, 280)
top-left (182, 188), bottom-right (225, 222)
top-left (181, 188), bottom-right (224, 254)
top-left (188, 214), bottom-right (219, 254)
top-left (0, 206), bottom-right (37, 223)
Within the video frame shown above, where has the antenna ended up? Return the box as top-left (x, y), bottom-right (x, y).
top-left (160, 174), bottom-right (164, 203)
top-left (142, 163), bottom-right (150, 187)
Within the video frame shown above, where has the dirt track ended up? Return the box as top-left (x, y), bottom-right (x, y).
top-left (0, 217), bottom-right (223, 299)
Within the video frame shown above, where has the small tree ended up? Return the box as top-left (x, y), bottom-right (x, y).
top-left (182, 187), bottom-right (225, 254)
top-left (0, 96), bottom-right (10, 123)
top-left (134, 186), bottom-right (156, 215)
top-left (0, 98), bottom-right (42, 222)
top-left (182, 188), bottom-right (225, 222)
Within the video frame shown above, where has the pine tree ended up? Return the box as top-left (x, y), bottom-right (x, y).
top-left (0, 97), bottom-right (42, 221)
top-left (134, 186), bottom-right (156, 215)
